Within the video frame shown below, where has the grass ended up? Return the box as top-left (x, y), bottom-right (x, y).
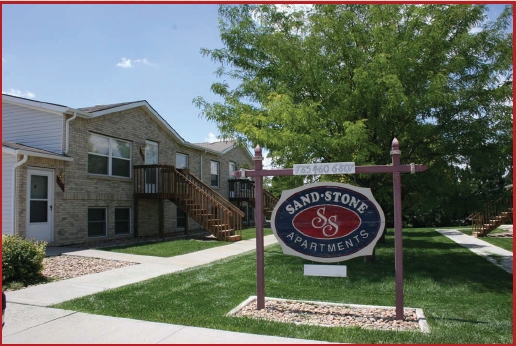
top-left (54, 228), bottom-right (513, 344)
top-left (455, 227), bottom-right (514, 252)
top-left (481, 237), bottom-right (514, 252)
top-left (100, 228), bottom-right (273, 257)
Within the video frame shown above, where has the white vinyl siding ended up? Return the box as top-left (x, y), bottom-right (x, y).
top-left (2, 102), bottom-right (64, 154)
top-left (2, 153), bottom-right (16, 234)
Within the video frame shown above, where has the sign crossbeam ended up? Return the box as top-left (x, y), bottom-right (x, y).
top-left (236, 138), bottom-right (428, 320)
top-left (240, 164), bottom-right (428, 177)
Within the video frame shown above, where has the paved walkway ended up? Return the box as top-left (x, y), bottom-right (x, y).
top-left (4, 235), bottom-right (328, 344)
top-left (9, 236), bottom-right (279, 307)
top-left (435, 229), bottom-right (513, 274)
top-left (3, 229), bottom-right (513, 343)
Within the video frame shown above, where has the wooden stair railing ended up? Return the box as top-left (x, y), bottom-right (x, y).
top-left (471, 192), bottom-right (513, 237)
top-left (177, 169), bottom-right (244, 237)
top-left (263, 189), bottom-right (279, 220)
top-left (133, 165), bottom-right (241, 241)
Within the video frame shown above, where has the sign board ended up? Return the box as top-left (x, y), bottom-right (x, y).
top-left (271, 182), bottom-right (385, 263)
top-left (304, 264), bottom-right (347, 277)
top-left (293, 162), bottom-right (355, 175)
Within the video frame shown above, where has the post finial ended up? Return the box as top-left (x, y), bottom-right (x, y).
top-left (254, 145), bottom-right (262, 157)
top-left (391, 138), bottom-right (399, 150)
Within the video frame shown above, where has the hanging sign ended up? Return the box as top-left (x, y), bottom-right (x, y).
top-left (271, 182), bottom-right (385, 263)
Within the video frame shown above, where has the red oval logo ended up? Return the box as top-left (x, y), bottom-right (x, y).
top-left (292, 205), bottom-right (361, 239)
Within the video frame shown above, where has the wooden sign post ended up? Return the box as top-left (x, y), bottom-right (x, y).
top-left (235, 138), bottom-right (428, 320)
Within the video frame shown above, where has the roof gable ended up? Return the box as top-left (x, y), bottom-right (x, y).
top-left (194, 140), bottom-right (253, 160)
top-left (194, 141), bottom-right (236, 153)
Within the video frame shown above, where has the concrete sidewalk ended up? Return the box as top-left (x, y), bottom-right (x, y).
top-left (436, 229), bottom-right (513, 274)
top-left (6, 235), bottom-right (279, 307)
top-left (2, 303), bottom-right (327, 344)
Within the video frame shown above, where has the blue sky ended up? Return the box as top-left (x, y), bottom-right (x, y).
top-left (2, 4), bottom-right (227, 144)
top-left (2, 3), bottom-right (510, 149)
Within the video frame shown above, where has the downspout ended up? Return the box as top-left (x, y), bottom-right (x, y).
top-left (65, 112), bottom-right (77, 155)
top-left (11, 154), bottom-right (28, 235)
top-left (201, 150), bottom-right (207, 181)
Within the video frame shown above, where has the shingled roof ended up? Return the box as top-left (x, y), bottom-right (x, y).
top-left (193, 141), bottom-right (236, 153)
top-left (2, 141), bottom-right (73, 161)
top-left (78, 101), bottom-right (144, 113)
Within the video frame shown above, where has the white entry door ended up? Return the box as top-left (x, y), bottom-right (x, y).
top-left (145, 140), bottom-right (159, 193)
top-left (26, 169), bottom-right (53, 242)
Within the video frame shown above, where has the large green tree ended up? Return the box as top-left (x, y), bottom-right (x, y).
top-left (194, 4), bottom-right (513, 226)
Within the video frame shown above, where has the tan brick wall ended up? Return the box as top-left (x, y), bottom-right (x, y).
top-left (13, 106), bottom-right (255, 246)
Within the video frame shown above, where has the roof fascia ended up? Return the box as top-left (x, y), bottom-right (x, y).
top-left (2, 95), bottom-right (91, 118)
top-left (3, 97), bottom-right (67, 116)
top-left (2, 146), bottom-right (73, 162)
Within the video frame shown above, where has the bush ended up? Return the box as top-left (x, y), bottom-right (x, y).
top-left (2, 235), bottom-right (47, 285)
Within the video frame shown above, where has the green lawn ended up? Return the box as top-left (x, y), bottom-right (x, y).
top-left (100, 228), bottom-right (273, 257)
top-left (481, 237), bottom-right (514, 252)
top-left (54, 228), bottom-right (513, 344)
top-left (455, 227), bottom-right (513, 252)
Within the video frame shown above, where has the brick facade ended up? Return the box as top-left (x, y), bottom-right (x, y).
top-left (13, 105), bottom-right (253, 246)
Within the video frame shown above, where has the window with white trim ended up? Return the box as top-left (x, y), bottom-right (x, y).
top-left (210, 161), bottom-right (220, 187)
top-left (88, 133), bottom-right (132, 177)
top-left (176, 153), bottom-right (188, 169)
top-left (229, 161), bottom-right (237, 179)
top-left (115, 208), bottom-right (131, 235)
top-left (88, 208), bottom-right (107, 237)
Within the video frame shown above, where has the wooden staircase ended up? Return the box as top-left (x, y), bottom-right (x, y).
top-left (471, 193), bottom-right (513, 237)
top-left (134, 165), bottom-right (244, 241)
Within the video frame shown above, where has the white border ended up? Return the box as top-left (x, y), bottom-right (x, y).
top-left (271, 182), bottom-right (386, 263)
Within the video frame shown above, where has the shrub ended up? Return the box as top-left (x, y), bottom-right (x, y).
top-left (2, 235), bottom-right (47, 285)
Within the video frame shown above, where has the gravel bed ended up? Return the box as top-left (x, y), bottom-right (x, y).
top-left (487, 231), bottom-right (513, 238)
top-left (42, 255), bottom-right (138, 280)
top-left (233, 299), bottom-right (423, 332)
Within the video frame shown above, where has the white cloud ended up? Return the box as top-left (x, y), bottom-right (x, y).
top-left (116, 57), bottom-right (132, 68)
top-left (3, 88), bottom-right (35, 98)
top-left (116, 57), bottom-right (156, 68)
top-left (135, 58), bottom-right (152, 66)
top-left (205, 132), bottom-right (222, 143)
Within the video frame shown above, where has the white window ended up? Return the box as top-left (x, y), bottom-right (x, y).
top-left (176, 153), bottom-right (188, 169)
top-left (88, 208), bottom-right (107, 238)
top-left (115, 208), bottom-right (131, 235)
top-left (88, 133), bottom-right (131, 177)
top-left (229, 161), bottom-right (237, 179)
top-left (211, 161), bottom-right (220, 187)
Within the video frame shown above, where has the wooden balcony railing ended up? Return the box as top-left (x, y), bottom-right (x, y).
top-left (229, 179), bottom-right (255, 200)
top-left (229, 178), bottom-right (279, 219)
